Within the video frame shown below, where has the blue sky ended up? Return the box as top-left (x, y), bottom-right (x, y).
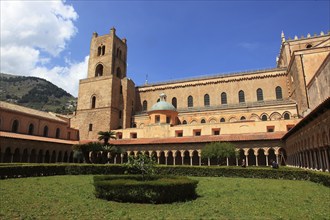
top-left (1, 1), bottom-right (329, 96)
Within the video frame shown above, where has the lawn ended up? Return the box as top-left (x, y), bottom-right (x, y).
top-left (0, 175), bottom-right (329, 220)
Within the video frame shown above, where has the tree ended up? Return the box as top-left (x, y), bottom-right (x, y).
top-left (125, 154), bottom-right (156, 180)
top-left (201, 142), bottom-right (237, 165)
top-left (98, 131), bottom-right (116, 145)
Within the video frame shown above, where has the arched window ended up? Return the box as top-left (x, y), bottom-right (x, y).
top-left (221, 92), bottom-right (227, 105)
top-left (240, 116), bottom-right (246, 121)
top-left (28, 123), bottom-right (34, 135)
top-left (201, 119), bottom-right (206, 123)
top-left (188, 96), bottom-right (193, 107)
top-left (97, 47), bottom-right (101, 56)
top-left (257, 88), bottom-right (263, 101)
top-left (182, 120), bottom-right (187, 124)
top-left (238, 90), bottom-right (245, 103)
top-left (95, 64), bottom-right (103, 77)
top-left (306, 44), bottom-right (312, 49)
top-left (102, 45), bottom-right (105, 55)
top-left (275, 86), bottom-right (283, 100)
top-left (261, 115), bottom-right (267, 121)
top-left (116, 67), bottom-right (121, 78)
top-left (172, 97), bottom-right (177, 108)
top-left (284, 113), bottom-right (290, 120)
top-left (142, 100), bottom-right (147, 111)
top-left (157, 98), bottom-right (160, 103)
top-left (43, 126), bottom-right (49, 137)
top-left (220, 118), bottom-right (225, 122)
top-left (91, 96), bottom-right (96, 109)
top-left (55, 128), bottom-right (60, 139)
top-left (116, 48), bottom-right (120, 57)
top-left (12, 120), bottom-right (19, 133)
top-left (204, 94), bottom-right (210, 106)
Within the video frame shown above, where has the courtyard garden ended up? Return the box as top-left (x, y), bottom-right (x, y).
top-left (0, 169), bottom-right (329, 219)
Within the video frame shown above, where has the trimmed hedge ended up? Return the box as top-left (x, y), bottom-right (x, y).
top-left (0, 164), bottom-right (329, 187)
top-left (93, 175), bottom-right (198, 203)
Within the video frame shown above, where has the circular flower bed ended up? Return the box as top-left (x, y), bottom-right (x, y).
top-left (93, 175), bottom-right (199, 204)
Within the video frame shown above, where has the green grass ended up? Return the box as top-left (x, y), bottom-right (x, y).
top-left (0, 176), bottom-right (329, 220)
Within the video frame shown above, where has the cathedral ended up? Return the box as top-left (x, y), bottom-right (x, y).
top-left (1, 28), bottom-right (329, 170)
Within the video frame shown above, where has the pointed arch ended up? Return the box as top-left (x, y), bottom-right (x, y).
top-left (188, 96), bottom-right (193, 107)
top-left (221, 92), bottom-right (227, 105)
top-left (238, 90), bottom-right (245, 103)
top-left (270, 112), bottom-right (281, 121)
top-left (172, 97), bottom-right (177, 108)
top-left (275, 86), bottom-right (283, 100)
top-left (12, 119), bottom-right (19, 133)
top-left (91, 96), bottom-right (96, 109)
top-left (204, 94), bottom-right (210, 106)
top-left (257, 88), bottom-right (263, 101)
top-left (142, 100), bottom-right (147, 111)
top-left (95, 64), bottom-right (103, 77)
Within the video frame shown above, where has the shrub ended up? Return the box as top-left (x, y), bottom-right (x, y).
top-left (93, 175), bottom-right (198, 203)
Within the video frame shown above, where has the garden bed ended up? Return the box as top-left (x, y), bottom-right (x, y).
top-left (93, 174), bottom-right (199, 203)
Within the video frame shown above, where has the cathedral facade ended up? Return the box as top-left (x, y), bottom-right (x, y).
top-left (69, 28), bottom-right (329, 168)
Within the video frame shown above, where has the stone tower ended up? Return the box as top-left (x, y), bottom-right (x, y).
top-left (72, 28), bottom-right (135, 140)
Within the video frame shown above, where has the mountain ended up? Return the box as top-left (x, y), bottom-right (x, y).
top-left (0, 73), bottom-right (77, 114)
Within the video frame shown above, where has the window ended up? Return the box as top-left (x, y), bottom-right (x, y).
top-left (261, 115), bottom-right (268, 121)
top-left (188, 96), bottom-right (193, 107)
top-left (28, 123), bottom-right (34, 135)
top-left (119, 110), bottom-right (122, 119)
top-left (157, 98), bottom-right (160, 103)
top-left (221, 92), bottom-right (227, 105)
top-left (212, 128), bottom-right (220, 135)
top-left (89, 124), bottom-right (93, 131)
top-left (172, 97), bottom-right (177, 108)
top-left (182, 120), bottom-right (187, 124)
top-left (43, 126), bottom-right (49, 137)
top-left (12, 120), bottom-right (19, 133)
top-left (194, 129), bottom-right (201, 136)
top-left (117, 132), bottom-right (123, 139)
top-left (267, 126), bottom-right (275, 132)
top-left (240, 116), bottom-right (246, 121)
top-left (284, 113), bottom-right (290, 120)
top-left (95, 64), bottom-right (103, 77)
top-left (142, 100), bottom-right (147, 111)
top-left (238, 90), bottom-right (245, 103)
top-left (257, 88), bottom-right (263, 101)
top-left (204, 94), bottom-right (210, 106)
top-left (306, 44), bottom-right (312, 48)
top-left (220, 118), bottom-right (225, 123)
top-left (201, 119), bottom-right (206, 123)
top-left (116, 67), bottom-right (121, 78)
top-left (130, 133), bottom-right (137, 139)
top-left (155, 115), bottom-right (160, 123)
top-left (120, 85), bottom-right (122, 94)
top-left (102, 45), bottom-right (105, 55)
top-left (175, 130), bottom-right (183, 137)
top-left (55, 128), bottom-right (60, 139)
top-left (286, 125), bottom-right (294, 131)
top-left (91, 96), bottom-right (96, 109)
top-left (275, 86), bottom-right (282, 100)
top-left (97, 47), bottom-right (101, 56)
top-left (166, 116), bottom-right (170, 124)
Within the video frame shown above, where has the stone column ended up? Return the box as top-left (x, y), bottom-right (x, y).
top-left (323, 149), bottom-right (330, 172)
top-left (243, 148), bottom-right (249, 166)
top-left (164, 150), bottom-right (169, 166)
top-left (226, 157), bottom-right (229, 166)
top-left (236, 157), bottom-right (238, 166)
top-left (180, 150), bottom-right (185, 165)
top-left (189, 150), bottom-right (194, 166)
top-left (265, 154), bottom-right (269, 166)
top-left (120, 153), bottom-right (124, 164)
top-left (313, 150), bottom-right (318, 170)
top-left (156, 151), bottom-right (161, 164)
top-left (198, 150), bottom-right (202, 166)
top-left (173, 151), bottom-right (176, 166)
top-left (208, 158), bottom-right (210, 166)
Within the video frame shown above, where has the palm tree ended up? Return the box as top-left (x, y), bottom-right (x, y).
top-left (98, 130), bottom-right (116, 145)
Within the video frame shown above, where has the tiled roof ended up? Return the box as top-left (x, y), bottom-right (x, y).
top-left (81, 131), bottom-right (285, 146)
top-left (0, 131), bottom-right (78, 145)
top-left (0, 101), bottom-right (67, 123)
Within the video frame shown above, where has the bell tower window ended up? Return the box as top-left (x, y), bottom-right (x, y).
top-left (91, 96), bottom-right (96, 109)
top-left (102, 45), bottom-right (105, 55)
top-left (116, 67), bottom-right (121, 78)
top-left (95, 64), bottom-right (103, 77)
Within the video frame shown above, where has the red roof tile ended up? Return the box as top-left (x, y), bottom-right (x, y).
top-left (80, 132), bottom-right (285, 146)
top-left (0, 131), bottom-right (78, 145)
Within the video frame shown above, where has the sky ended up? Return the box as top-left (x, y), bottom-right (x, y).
top-left (1, 1), bottom-right (329, 97)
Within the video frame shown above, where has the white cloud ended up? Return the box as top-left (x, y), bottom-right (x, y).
top-left (0, 0), bottom-right (86, 97)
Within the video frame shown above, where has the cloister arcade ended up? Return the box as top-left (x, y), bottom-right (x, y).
top-left (0, 145), bottom-right (285, 167)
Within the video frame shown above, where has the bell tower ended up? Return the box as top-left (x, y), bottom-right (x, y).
top-left (72, 28), bottom-right (135, 140)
